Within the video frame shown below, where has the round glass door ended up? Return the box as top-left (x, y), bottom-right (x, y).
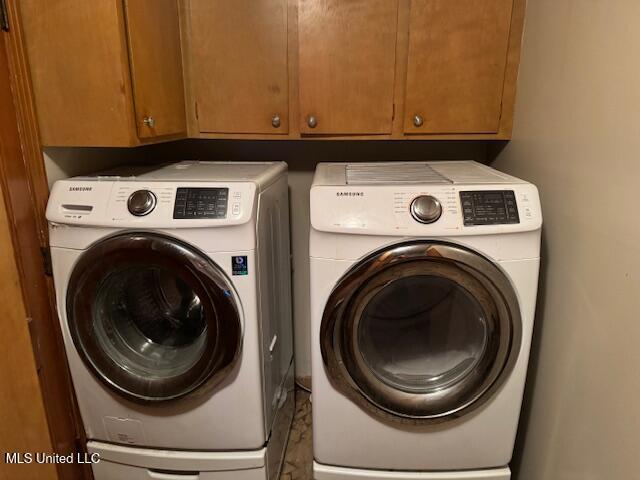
top-left (357, 275), bottom-right (489, 394)
top-left (67, 233), bottom-right (242, 402)
top-left (321, 241), bottom-right (521, 424)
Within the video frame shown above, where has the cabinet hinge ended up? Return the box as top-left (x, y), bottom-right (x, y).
top-left (74, 437), bottom-right (85, 454)
top-left (41, 246), bottom-right (52, 277)
top-left (1, 0), bottom-right (9, 32)
top-left (25, 316), bottom-right (44, 372)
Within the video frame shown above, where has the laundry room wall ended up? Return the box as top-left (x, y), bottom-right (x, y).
top-left (44, 141), bottom-right (487, 386)
top-left (489, 0), bottom-right (640, 478)
top-left (43, 148), bottom-right (143, 186)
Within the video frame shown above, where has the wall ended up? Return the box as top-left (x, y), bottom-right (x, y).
top-left (45, 140), bottom-right (486, 383)
top-left (491, 0), bottom-right (640, 478)
top-left (44, 148), bottom-right (145, 187)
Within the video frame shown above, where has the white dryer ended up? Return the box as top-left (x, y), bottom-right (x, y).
top-left (309, 162), bottom-right (542, 480)
top-left (47, 161), bottom-right (294, 480)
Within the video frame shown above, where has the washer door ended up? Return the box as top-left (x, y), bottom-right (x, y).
top-left (321, 241), bottom-right (522, 424)
top-left (66, 233), bottom-right (242, 403)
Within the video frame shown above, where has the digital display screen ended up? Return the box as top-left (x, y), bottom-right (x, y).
top-left (173, 188), bottom-right (229, 219)
top-left (460, 190), bottom-right (519, 226)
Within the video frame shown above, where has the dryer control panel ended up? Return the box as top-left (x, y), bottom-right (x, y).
top-left (460, 190), bottom-right (519, 226)
top-left (310, 183), bottom-right (541, 236)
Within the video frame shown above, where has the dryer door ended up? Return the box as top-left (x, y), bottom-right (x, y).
top-left (66, 232), bottom-right (242, 403)
top-left (321, 241), bottom-right (522, 424)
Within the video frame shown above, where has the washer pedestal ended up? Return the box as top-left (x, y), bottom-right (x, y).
top-left (314, 462), bottom-right (511, 480)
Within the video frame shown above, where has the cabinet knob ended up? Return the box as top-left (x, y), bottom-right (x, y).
top-left (271, 114), bottom-right (281, 128)
top-left (143, 116), bottom-right (155, 128)
top-left (413, 115), bottom-right (424, 127)
top-left (307, 115), bottom-right (317, 129)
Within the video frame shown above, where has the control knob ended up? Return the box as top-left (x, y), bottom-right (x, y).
top-left (127, 190), bottom-right (157, 216)
top-left (410, 195), bottom-right (442, 224)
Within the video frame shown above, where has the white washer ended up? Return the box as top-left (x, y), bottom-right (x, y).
top-left (47, 161), bottom-right (294, 480)
top-left (310, 162), bottom-right (542, 480)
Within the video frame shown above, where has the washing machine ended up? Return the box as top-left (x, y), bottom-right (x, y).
top-left (46, 161), bottom-right (294, 480)
top-left (309, 161), bottom-right (542, 480)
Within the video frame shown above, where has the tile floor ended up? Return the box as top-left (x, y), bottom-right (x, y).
top-left (280, 389), bottom-right (313, 480)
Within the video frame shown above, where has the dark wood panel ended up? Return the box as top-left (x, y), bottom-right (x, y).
top-left (189, 0), bottom-right (289, 134)
top-left (404, 0), bottom-right (514, 134)
top-left (125, 0), bottom-right (187, 139)
top-left (298, 0), bottom-right (399, 135)
top-left (20, 0), bottom-right (137, 146)
top-left (0, 169), bottom-right (58, 480)
top-left (1, 3), bottom-right (91, 478)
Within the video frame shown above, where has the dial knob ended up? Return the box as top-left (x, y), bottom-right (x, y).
top-left (410, 195), bottom-right (442, 224)
top-left (127, 190), bottom-right (157, 216)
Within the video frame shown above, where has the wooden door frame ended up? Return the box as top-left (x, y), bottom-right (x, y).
top-left (1, 2), bottom-right (90, 479)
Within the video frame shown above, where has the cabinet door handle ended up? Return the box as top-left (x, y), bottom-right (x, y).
top-left (412, 114), bottom-right (424, 127)
top-left (271, 114), bottom-right (281, 128)
top-left (306, 115), bottom-right (317, 128)
top-left (143, 116), bottom-right (156, 128)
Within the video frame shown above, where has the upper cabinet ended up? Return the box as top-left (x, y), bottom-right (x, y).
top-left (18, 0), bottom-right (525, 145)
top-left (297, 0), bottom-right (399, 135)
top-left (125, 0), bottom-right (187, 140)
top-left (404, 0), bottom-right (515, 135)
top-left (186, 0), bottom-right (289, 135)
top-left (20, 0), bottom-right (186, 147)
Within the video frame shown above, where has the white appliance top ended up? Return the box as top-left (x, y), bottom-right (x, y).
top-left (314, 161), bottom-right (524, 186)
top-left (311, 161), bottom-right (541, 237)
top-left (46, 161), bottom-right (287, 229)
top-left (77, 161), bottom-right (287, 190)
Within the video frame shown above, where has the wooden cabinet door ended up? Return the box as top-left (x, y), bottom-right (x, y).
top-left (20, 0), bottom-right (136, 146)
top-left (298, 0), bottom-right (399, 135)
top-left (125, 0), bottom-right (187, 139)
top-left (404, 0), bottom-right (514, 134)
top-left (188, 0), bottom-right (289, 135)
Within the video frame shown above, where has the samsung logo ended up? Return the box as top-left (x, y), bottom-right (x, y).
top-left (69, 186), bottom-right (92, 192)
top-left (336, 192), bottom-right (364, 197)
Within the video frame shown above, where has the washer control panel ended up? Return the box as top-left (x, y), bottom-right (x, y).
top-left (172, 187), bottom-right (229, 219)
top-left (46, 179), bottom-right (256, 228)
top-left (460, 190), bottom-right (519, 226)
